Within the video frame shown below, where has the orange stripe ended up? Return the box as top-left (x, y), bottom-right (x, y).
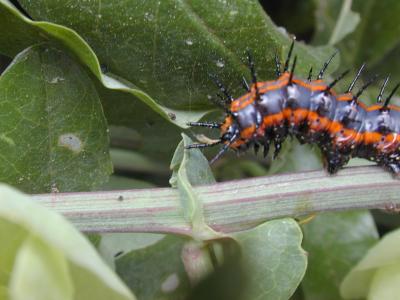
top-left (262, 112), bottom-right (284, 128)
top-left (293, 79), bottom-right (328, 91)
top-left (240, 125), bottom-right (256, 139)
top-left (357, 102), bottom-right (367, 110)
top-left (220, 116), bottom-right (232, 133)
top-left (258, 81), bottom-right (288, 94)
top-left (363, 132), bottom-right (383, 144)
top-left (281, 108), bottom-right (309, 126)
top-left (230, 93), bottom-right (255, 112)
top-left (366, 104), bottom-right (382, 111)
top-left (336, 94), bottom-right (353, 101)
top-left (328, 121), bottom-right (343, 134)
top-left (387, 105), bottom-right (400, 112)
top-left (231, 140), bottom-right (245, 148)
top-left (307, 111), bottom-right (331, 130)
top-left (367, 104), bottom-right (400, 112)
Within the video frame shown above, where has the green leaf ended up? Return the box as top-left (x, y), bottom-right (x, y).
top-left (9, 236), bottom-right (74, 300)
top-left (262, 1), bottom-right (316, 42)
top-left (0, 45), bottom-right (111, 193)
top-left (2, 1), bottom-right (337, 120)
top-left (0, 0), bottom-right (209, 128)
top-left (301, 211), bottom-right (378, 300)
top-left (328, 0), bottom-right (360, 45)
top-left (0, 184), bottom-right (135, 300)
top-left (368, 262), bottom-right (400, 300)
top-left (313, 0), bottom-right (360, 45)
top-left (101, 88), bottom-right (185, 162)
top-left (269, 141), bottom-right (322, 174)
top-left (17, 0), bottom-right (337, 106)
top-left (340, 227), bottom-right (400, 299)
top-left (232, 219), bottom-right (307, 300)
top-left (337, 0), bottom-right (400, 68)
top-left (116, 235), bottom-right (191, 300)
top-left (313, 0), bottom-right (400, 97)
top-left (101, 175), bottom-right (155, 191)
top-left (86, 234), bottom-right (102, 248)
top-left (170, 134), bottom-right (221, 240)
top-left (110, 148), bottom-right (168, 176)
top-left (0, 285), bottom-right (8, 299)
top-left (0, 218), bottom-right (26, 286)
top-left (215, 158), bottom-right (269, 181)
top-left (98, 233), bottom-right (164, 269)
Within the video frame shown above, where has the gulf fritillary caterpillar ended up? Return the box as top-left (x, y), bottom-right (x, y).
top-left (186, 40), bottom-right (400, 176)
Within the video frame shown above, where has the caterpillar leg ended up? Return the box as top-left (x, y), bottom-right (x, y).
top-left (377, 153), bottom-right (400, 177)
top-left (383, 162), bottom-right (400, 177)
top-left (323, 151), bottom-right (350, 174)
top-left (273, 141), bottom-right (283, 159)
top-left (263, 140), bottom-right (270, 158)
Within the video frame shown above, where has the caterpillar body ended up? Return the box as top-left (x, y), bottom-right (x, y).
top-left (187, 41), bottom-right (400, 176)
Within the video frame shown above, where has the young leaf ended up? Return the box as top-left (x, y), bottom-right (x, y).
top-left (340, 227), bottom-right (400, 299)
top-left (170, 134), bottom-right (221, 240)
top-left (9, 236), bottom-right (74, 300)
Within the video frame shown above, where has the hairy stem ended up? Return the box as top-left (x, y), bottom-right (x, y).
top-left (33, 166), bottom-right (400, 237)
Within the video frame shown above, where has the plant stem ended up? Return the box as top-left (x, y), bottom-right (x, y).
top-left (33, 166), bottom-right (400, 236)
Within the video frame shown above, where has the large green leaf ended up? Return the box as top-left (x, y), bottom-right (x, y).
top-left (0, 184), bottom-right (135, 300)
top-left (301, 211), bottom-right (378, 300)
top-left (233, 219), bottom-right (307, 300)
top-left (1, 0), bottom-right (337, 117)
top-left (0, 0), bottom-right (208, 128)
top-left (18, 0), bottom-right (337, 108)
top-left (0, 45), bottom-right (111, 193)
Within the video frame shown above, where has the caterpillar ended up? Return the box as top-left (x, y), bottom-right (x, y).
top-left (186, 40), bottom-right (400, 176)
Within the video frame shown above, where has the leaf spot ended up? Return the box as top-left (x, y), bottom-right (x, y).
top-left (215, 59), bottom-right (225, 68)
top-left (144, 12), bottom-right (154, 21)
top-left (161, 273), bottom-right (180, 293)
top-left (49, 77), bottom-right (65, 84)
top-left (58, 133), bottom-right (83, 153)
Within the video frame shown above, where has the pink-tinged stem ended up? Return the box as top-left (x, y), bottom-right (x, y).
top-left (32, 166), bottom-right (400, 237)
